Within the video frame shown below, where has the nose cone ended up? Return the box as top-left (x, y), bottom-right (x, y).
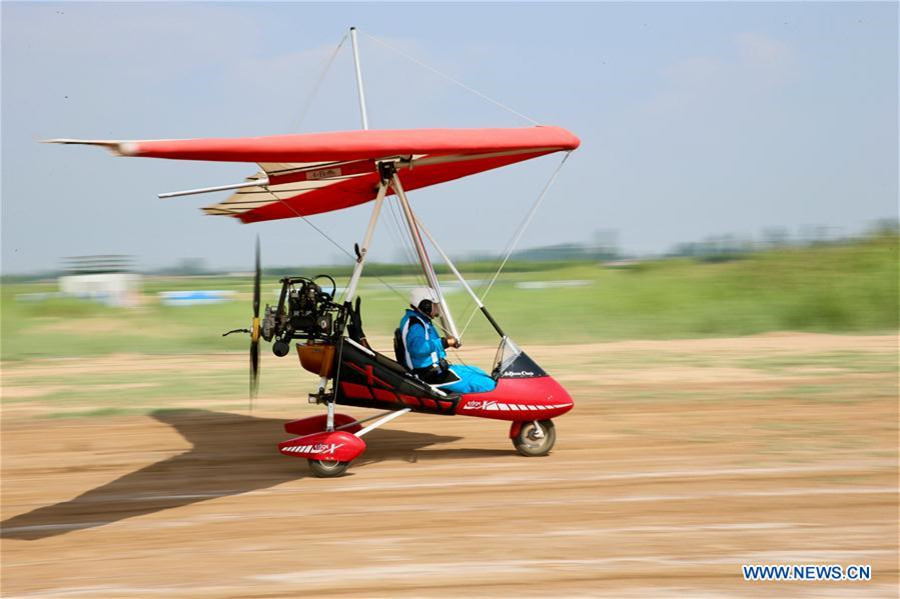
top-left (541, 375), bottom-right (574, 416)
top-left (457, 375), bottom-right (574, 421)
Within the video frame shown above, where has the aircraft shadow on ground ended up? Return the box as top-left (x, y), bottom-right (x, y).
top-left (1, 408), bottom-right (507, 541)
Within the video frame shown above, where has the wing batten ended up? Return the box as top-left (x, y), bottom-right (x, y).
top-left (212, 148), bottom-right (558, 222)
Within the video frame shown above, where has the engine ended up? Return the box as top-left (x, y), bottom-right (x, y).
top-left (262, 275), bottom-right (346, 356)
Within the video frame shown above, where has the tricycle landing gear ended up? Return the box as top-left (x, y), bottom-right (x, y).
top-left (512, 419), bottom-right (556, 457)
top-left (308, 459), bottom-right (350, 478)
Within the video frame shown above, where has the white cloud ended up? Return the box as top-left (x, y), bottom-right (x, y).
top-left (664, 56), bottom-right (726, 86)
top-left (644, 56), bottom-right (725, 115)
top-left (737, 32), bottom-right (797, 72)
top-left (643, 32), bottom-right (796, 115)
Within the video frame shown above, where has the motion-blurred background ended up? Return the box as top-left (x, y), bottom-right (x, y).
top-left (2, 3), bottom-right (897, 597)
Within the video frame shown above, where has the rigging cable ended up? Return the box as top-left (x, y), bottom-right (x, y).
top-left (291, 34), bottom-right (348, 132)
top-left (378, 193), bottom-right (428, 305)
top-left (361, 31), bottom-right (540, 126)
top-left (387, 194), bottom-right (428, 288)
top-left (459, 151), bottom-right (572, 340)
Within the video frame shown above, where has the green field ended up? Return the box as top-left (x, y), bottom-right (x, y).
top-left (1, 234), bottom-right (896, 360)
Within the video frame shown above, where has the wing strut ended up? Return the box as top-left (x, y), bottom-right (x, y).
top-left (343, 180), bottom-right (388, 302)
top-left (390, 171), bottom-right (461, 341)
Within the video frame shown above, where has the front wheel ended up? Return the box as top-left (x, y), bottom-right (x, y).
top-left (308, 459), bottom-right (350, 478)
top-left (512, 419), bottom-right (556, 457)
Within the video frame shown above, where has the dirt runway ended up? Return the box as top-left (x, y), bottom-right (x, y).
top-left (2, 334), bottom-right (897, 597)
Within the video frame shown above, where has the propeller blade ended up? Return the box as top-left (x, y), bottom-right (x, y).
top-left (253, 235), bottom-right (261, 318)
top-left (250, 338), bottom-right (260, 404)
top-left (250, 236), bottom-right (261, 409)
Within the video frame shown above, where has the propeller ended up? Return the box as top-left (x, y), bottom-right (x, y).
top-left (250, 236), bottom-right (261, 406)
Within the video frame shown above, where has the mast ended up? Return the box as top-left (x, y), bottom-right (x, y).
top-left (344, 25), bottom-right (378, 306)
top-left (350, 27), bottom-right (370, 130)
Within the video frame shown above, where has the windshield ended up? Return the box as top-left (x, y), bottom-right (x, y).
top-left (494, 336), bottom-right (523, 374)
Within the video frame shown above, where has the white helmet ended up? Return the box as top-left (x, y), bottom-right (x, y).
top-left (410, 287), bottom-right (439, 310)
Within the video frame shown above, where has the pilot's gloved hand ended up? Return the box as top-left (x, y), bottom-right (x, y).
top-left (442, 336), bottom-right (460, 349)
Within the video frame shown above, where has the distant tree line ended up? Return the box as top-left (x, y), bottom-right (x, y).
top-left (4, 221), bottom-right (896, 282)
top-left (667, 219), bottom-right (899, 263)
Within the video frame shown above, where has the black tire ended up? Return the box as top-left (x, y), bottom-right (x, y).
top-left (512, 419), bottom-right (556, 457)
top-left (308, 459), bottom-right (350, 478)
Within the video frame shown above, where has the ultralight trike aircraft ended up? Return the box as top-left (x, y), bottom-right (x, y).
top-left (50, 28), bottom-right (580, 476)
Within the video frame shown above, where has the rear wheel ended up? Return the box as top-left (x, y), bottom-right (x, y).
top-left (308, 459), bottom-right (349, 478)
top-left (512, 419), bottom-right (556, 457)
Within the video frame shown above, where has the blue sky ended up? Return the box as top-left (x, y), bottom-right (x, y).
top-left (2, 2), bottom-right (897, 273)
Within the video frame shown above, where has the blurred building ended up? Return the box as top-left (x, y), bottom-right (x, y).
top-left (58, 255), bottom-right (141, 308)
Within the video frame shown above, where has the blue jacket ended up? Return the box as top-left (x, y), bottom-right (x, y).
top-left (398, 309), bottom-right (446, 370)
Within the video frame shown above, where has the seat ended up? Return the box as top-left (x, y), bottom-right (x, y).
top-left (393, 327), bottom-right (407, 367)
top-left (347, 296), bottom-right (369, 349)
top-left (374, 345), bottom-right (410, 376)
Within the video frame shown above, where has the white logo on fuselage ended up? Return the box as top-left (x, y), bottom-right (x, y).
top-left (464, 400), bottom-right (497, 410)
top-left (313, 443), bottom-right (344, 454)
top-left (504, 371), bottom-right (534, 377)
top-left (283, 443), bottom-right (345, 455)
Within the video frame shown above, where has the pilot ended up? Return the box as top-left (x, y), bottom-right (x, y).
top-left (397, 288), bottom-right (496, 394)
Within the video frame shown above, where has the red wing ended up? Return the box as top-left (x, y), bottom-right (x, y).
top-left (48, 126), bottom-right (580, 223)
